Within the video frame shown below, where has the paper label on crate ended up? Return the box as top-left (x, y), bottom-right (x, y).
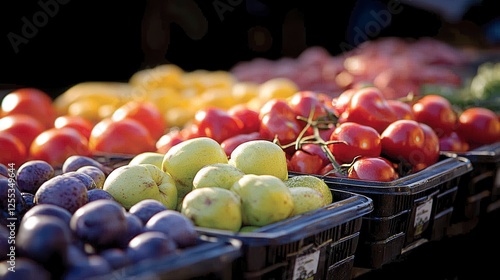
top-left (292, 250), bottom-right (320, 280)
top-left (414, 199), bottom-right (433, 235)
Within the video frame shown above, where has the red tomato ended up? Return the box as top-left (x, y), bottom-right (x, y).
top-left (381, 120), bottom-right (440, 172)
top-left (439, 131), bottom-right (469, 152)
top-left (387, 99), bottom-right (414, 120)
top-left (54, 115), bottom-right (94, 139)
top-left (339, 87), bottom-right (398, 133)
top-left (156, 129), bottom-right (186, 154)
top-left (89, 118), bottom-right (156, 155)
top-left (228, 104), bottom-right (260, 134)
top-left (0, 114), bottom-right (45, 151)
top-left (288, 91), bottom-right (329, 121)
top-left (288, 149), bottom-right (326, 175)
top-left (111, 100), bottom-right (167, 141)
top-left (328, 122), bottom-right (382, 164)
top-left (29, 127), bottom-right (91, 167)
top-left (220, 132), bottom-right (264, 157)
top-left (194, 107), bottom-right (242, 144)
top-left (456, 107), bottom-right (500, 146)
top-left (1, 88), bottom-right (56, 129)
top-left (412, 94), bottom-right (457, 138)
top-left (348, 156), bottom-right (399, 182)
top-left (318, 163), bottom-right (347, 178)
top-left (331, 88), bottom-right (356, 116)
top-left (259, 99), bottom-right (302, 145)
top-left (0, 132), bottom-right (27, 166)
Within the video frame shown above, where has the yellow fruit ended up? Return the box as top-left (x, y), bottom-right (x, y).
top-left (163, 107), bottom-right (197, 128)
top-left (231, 82), bottom-right (260, 104)
top-left (228, 140), bottom-right (288, 181)
top-left (258, 78), bottom-right (299, 101)
top-left (162, 137), bottom-right (229, 203)
top-left (193, 163), bottom-right (245, 190)
top-left (196, 88), bottom-right (237, 110)
top-left (129, 152), bottom-right (165, 169)
top-left (54, 82), bottom-right (132, 115)
top-left (230, 174), bottom-right (294, 227)
top-left (284, 175), bottom-right (333, 206)
top-left (129, 64), bottom-right (184, 90)
top-left (288, 187), bottom-right (325, 217)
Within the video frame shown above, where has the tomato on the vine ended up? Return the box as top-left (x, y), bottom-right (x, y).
top-left (381, 119), bottom-right (440, 172)
top-left (338, 87), bottom-right (398, 133)
top-left (288, 143), bottom-right (331, 174)
top-left (228, 104), bottom-right (260, 134)
top-left (456, 107), bottom-right (500, 147)
top-left (194, 107), bottom-right (242, 144)
top-left (259, 99), bottom-right (302, 145)
top-left (347, 156), bottom-right (399, 182)
top-left (412, 94), bottom-right (457, 138)
top-left (387, 99), bottom-right (414, 120)
top-left (328, 122), bottom-right (382, 164)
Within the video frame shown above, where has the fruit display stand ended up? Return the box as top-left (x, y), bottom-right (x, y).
top-left (195, 188), bottom-right (373, 280)
top-left (291, 154), bottom-right (472, 271)
top-left (442, 142), bottom-right (500, 236)
top-left (94, 235), bottom-right (242, 280)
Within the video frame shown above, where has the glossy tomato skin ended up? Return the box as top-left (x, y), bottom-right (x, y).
top-left (328, 122), bottom-right (382, 164)
top-left (54, 115), bottom-right (94, 140)
top-left (29, 127), bottom-right (91, 167)
top-left (348, 156), bottom-right (399, 182)
top-left (194, 107), bottom-right (242, 144)
top-left (0, 114), bottom-right (45, 151)
top-left (288, 143), bottom-right (331, 175)
top-left (155, 129), bottom-right (185, 154)
top-left (456, 107), bottom-right (500, 146)
top-left (220, 132), bottom-right (263, 158)
top-left (111, 101), bottom-right (167, 141)
top-left (1, 88), bottom-right (56, 129)
top-left (381, 120), bottom-right (440, 172)
top-left (0, 132), bottom-right (27, 166)
top-left (89, 118), bottom-right (156, 155)
top-left (412, 94), bottom-right (457, 138)
top-left (288, 91), bottom-right (329, 121)
top-left (259, 99), bottom-right (302, 145)
top-left (332, 88), bottom-right (356, 116)
top-left (339, 87), bottom-right (398, 134)
top-left (439, 131), bottom-right (469, 152)
top-left (387, 99), bottom-right (415, 120)
top-left (228, 104), bottom-right (260, 134)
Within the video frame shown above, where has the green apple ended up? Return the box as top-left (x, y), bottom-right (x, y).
top-left (181, 187), bottom-right (242, 232)
top-left (288, 187), bottom-right (325, 217)
top-left (228, 140), bottom-right (288, 180)
top-left (193, 163), bottom-right (245, 190)
top-left (230, 174), bottom-right (294, 227)
top-left (128, 152), bottom-right (165, 169)
top-left (103, 164), bottom-right (177, 210)
top-left (284, 175), bottom-right (333, 205)
top-left (162, 137), bottom-right (229, 204)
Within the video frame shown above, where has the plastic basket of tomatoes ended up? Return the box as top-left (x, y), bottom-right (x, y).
top-left (291, 154), bottom-right (472, 269)
top-left (195, 188), bottom-right (373, 280)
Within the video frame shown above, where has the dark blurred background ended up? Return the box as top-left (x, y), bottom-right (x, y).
top-left (1, 0), bottom-right (499, 97)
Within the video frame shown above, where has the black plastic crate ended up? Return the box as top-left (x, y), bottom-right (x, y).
top-left (442, 142), bottom-right (500, 237)
top-left (93, 235), bottom-right (242, 280)
top-left (196, 189), bottom-right (373, 280)
top-left (292, 155), bottom-right (472, 269)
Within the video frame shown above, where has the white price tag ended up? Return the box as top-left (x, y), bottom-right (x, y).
top-left (292, 250), bottom-right (320, 280)
top-left (414, 199), bottom-right (433, 235)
